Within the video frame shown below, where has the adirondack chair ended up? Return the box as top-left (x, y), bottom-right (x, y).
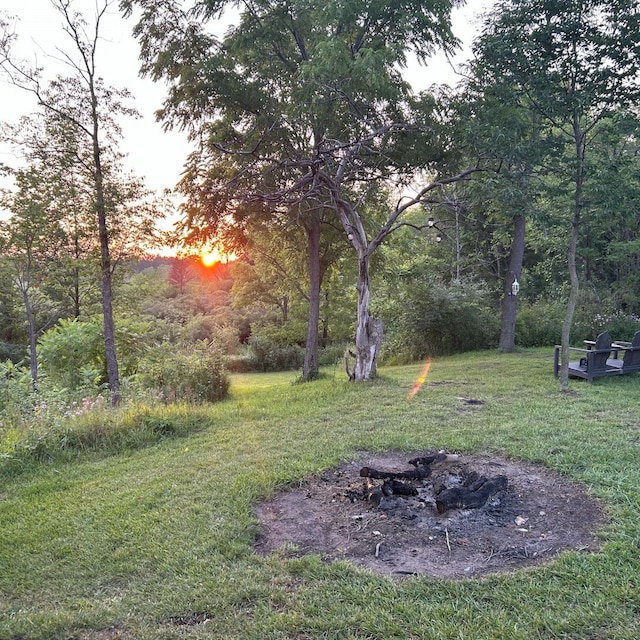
top-left (553, 331), bottom-right (622, 383)
top-left (608, 331), bottom-right (640, 375)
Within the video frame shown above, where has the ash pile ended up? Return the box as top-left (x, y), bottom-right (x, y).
top-left (351, 452), bottom-right (508, 514)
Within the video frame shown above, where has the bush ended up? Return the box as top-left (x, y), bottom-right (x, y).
top-left (0, 361), bottom-right (36, 439)
top-left (225, 352), bottom-right (255, 373)
top-left (0, 341), bottom-right (26, 364)
top-left (137, 341), bottom-right (230, 404)
top-left (38, 318), bottom-right (104, 390)
top-left (515, 300), bottom-right (564, 347)
top-left (318, 342), bottom-right (349, 367)
top-left (515, 295), bottom-right (640, 347)
top-left (38, 317), bottom-right (149, 391)
top-left (245, 325), bottom-right (305, 372)
top-left (381, 278), bottom-right (499, 363)
top-left (583, 309), bottom-right (640, 342)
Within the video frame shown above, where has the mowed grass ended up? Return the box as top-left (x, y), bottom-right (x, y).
top-left (1, 349), bottom-right (639, 639)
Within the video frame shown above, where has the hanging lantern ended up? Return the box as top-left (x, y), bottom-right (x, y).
top-left (511, 277), bottom-right (520, 296)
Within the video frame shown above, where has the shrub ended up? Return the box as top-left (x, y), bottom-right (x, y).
top-left (38, 318), bottom-right (104, 390)
top-left (137, 341), bottom-right (230, 404)
top-left (318, 342), bottom-right (349, 367)
top-left (381, 278), bottom-right (499, 363)
top-left (246, 325), bottom-right (305, 372)
top-left (515, 295), bottom-right (640, 347)
top-left (224, 352), bottom-right (255, 374)
top-left (585, 309), bottom-right (640, 342)
top-left (38, 317), bottom-right (149, 391)
top-left (0, 361), bottom-right (36, 440)
top-left (0, 341), bottom-right (26, 364)
top-left (515, 300), bottom-right (564, 347)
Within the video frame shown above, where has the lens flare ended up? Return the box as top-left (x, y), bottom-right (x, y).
top-left (407, 358), bottom-right (432, 400)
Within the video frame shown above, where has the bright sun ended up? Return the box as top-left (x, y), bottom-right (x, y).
top-left (201, 247), bottom-right (222, 267)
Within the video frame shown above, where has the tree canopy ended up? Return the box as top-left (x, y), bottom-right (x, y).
top-left (122, 0), bottom-right (473, 379)
top-left (472, 0), bottom-right (640, 387)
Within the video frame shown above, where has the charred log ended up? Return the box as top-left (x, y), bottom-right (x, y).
top-left (408, 452), bottom-right (451, 467)
top-left (365, 478), bottom-right (418, 505)
top-left (360, 466), bottom-right (432, 480)
top-left (435, 475), bottom-right (507, 514)
top-left (384, 479), bottom-right (419, 496)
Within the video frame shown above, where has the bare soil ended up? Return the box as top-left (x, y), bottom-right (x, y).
top-left (255, 451), bottom-right (606, 579)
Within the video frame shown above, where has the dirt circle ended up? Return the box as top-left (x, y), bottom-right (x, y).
top-left (255, 451), bottom-right (606, 579)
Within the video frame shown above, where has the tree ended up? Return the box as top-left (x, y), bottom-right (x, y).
top-left (0, 167), bottom-right (64, 387)
top-left (578, 111), bottom-right (640, 308)
top-left (474, 0), bottom-right (640, 389)
top-left (2, 0), bottom-right (155, 403)
top-left (167, 256), bottom-right (197, 295)
top-left (122, 0), bottom-right (477, 380)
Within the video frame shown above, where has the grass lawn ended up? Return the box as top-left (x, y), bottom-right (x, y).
top-left (1, 349), bottom-right (639, 639)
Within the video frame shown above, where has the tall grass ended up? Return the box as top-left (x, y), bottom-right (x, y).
top-left (1, 349), bottom-right (639, 639)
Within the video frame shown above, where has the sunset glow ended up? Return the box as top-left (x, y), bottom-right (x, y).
top-left (201, 247), bottom-right (223, 267)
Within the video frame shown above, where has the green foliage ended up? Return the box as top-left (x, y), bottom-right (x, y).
top-left (37, 317), bottom-right (146, 391)
top-left (2, 402), bottom-right (209, 470)
top-left (137, 341), bottom-right (230, 404)
top-left (318, 342), bottom-right (350, 367)
top-left (0, 361), bottom-right (36, 437)
top-left (590, 311), bottom-right (640, 342)
top-left (382, 277), bottom-right (499, 363)
top-left (515, 300), bottom-right (565, 347)
top-left (516, 297), bottom-right (640, 347)
top-left (0, 340), bottom-right (26, 363)
top-left (37, 318), bottom-right (106, 390)
top-left (572, 304), bottom-right (640, 343)
top-left (246, 324), bottom-right (306, 372)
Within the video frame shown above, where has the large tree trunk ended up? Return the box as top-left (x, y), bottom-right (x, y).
top-left (353, 253), bottom-right (383, 380)
top-left (303, 213), bottom-right (321, 380)
top-left (499, 213), bottom-right (526, 352)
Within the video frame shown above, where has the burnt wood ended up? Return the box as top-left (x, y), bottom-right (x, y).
top-left (383, 479), bottom-right (419, 496)
top-left (435, 475), bottom-right (508, 514)
top-left (364, 478), bottom-right (419, 505)
top-left (408, 452), bottom-right (449, 467)
top-left (360, 465), bottom-right (432, 480)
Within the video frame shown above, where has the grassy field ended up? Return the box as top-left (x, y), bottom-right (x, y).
top-left (1, 349), bottom-right (639, 639)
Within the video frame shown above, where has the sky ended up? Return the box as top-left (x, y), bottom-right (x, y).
top-left (1, 0), bottom-right (495, 200)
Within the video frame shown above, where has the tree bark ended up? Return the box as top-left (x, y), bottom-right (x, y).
top-left (559, 122), bottom-right (586, 391)
top-left (499, 213), bottom-right (526, 352)
top-left (303, 212), bottom-right (321, 380)
top-left (353, 253), bottom-right (383, 380)
top-left (91, 90), bottom-right (120, 405)
top-left (21, 286), bottom-right (38, 391)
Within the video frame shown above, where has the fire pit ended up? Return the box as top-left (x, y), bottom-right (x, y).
top-left (255, 451), bottom-right (606, 578)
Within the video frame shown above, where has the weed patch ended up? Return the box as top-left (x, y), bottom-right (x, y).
top-left (1, 404), bottom-right (211, 473)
